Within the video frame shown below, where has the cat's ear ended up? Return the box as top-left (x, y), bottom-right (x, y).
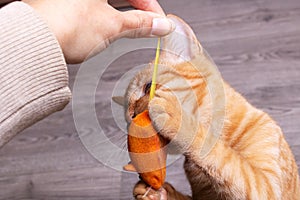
top-left (160, 14), bottom-right (202, 64)
top-left (112, 96), bottom-right (125, 106)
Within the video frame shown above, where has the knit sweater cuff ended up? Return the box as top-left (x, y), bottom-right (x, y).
top-left (0, 2), bottom-right (71, 147)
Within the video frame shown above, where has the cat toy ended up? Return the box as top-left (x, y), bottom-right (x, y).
top-left (124, 38), bottom-right (167, 190)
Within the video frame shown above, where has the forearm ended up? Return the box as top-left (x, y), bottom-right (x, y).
top-left (0, 2), bottom-right (71, 147)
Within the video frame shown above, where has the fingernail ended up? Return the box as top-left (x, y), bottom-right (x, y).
top-left (151, 18), bottom-right (176, 36)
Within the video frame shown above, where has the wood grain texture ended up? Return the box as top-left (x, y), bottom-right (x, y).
top-left (1, 0), bottom-right (300, 199)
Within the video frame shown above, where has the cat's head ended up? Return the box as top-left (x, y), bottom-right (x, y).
top-left (113, 15), bottom-right (203, 123)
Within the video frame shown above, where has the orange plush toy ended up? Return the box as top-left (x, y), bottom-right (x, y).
top-left (125, 110), bottom-right (167, 190)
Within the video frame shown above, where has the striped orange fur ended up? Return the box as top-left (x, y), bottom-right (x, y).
top-left (125, 15), bottom-right (300, 200)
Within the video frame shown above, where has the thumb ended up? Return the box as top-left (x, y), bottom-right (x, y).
top-left (120, 10), bottom-right (175, 38)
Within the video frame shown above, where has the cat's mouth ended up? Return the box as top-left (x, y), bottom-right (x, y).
top-left (132, 94), bottom-right (150, 119)
top-left (130, 81), bottom-right (152, 119)
top-left (131, 82), bottom-right (163, 119)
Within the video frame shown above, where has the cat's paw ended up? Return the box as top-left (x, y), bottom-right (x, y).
top-left (133, 181), bottom-right (167, 200)
top-left (149, 89), bottom-right (200, 153)
top-left (148, 89), bottom-right (181, 142)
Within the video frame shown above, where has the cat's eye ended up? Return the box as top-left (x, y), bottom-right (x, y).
top-left (144, 82), bottom-right (152, 94)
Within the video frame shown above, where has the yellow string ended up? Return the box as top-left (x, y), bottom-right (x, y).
top-left (142, 186), bottom-right (152, 198)
top-left (149, 38), bottom-right (161, 100)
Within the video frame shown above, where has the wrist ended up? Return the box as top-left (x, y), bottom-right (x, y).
top-left (22, 0), bottom-right (69, 55)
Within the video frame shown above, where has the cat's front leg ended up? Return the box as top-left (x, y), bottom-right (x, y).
top-left (133, 180), bottom-right (192, 200)
top-left (149, 89), bottom-right (201, 153)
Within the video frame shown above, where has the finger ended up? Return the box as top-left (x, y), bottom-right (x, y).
top-left (134, 187), bottom-right (148, 196)
top-left (127, 0), bottom-right (165, 15)
top-left (159, 188), bottom-right (168, 200)
top-left (136, 194), bottom-right (151, 200)
top-left (120, 10), bottom-right (175, 38)
top-left (133, 181), bottom-right (148, 197)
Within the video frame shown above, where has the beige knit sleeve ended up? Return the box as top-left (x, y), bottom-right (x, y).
top-left (0, 2), bottom-right (71, 147)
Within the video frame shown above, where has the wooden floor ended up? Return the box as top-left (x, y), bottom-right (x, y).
top-left (1, 0), bottom-right (300, 199)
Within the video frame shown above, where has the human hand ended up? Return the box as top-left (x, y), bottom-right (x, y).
top-left (133, 180), bottom-right (167, 200)
top-left (133, 180), bottom-right (192, 200)
top-left (22, 0), bottom-right (174, 64)
top-left (127, 0), bottom-right (165, 15)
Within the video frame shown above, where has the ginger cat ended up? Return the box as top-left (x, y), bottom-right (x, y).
top-left (120, 15), bottom-right (300, 200)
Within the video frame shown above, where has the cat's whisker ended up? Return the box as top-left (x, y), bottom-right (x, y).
top-left (115, 133), bottom-right (128, 151)
top-left (120, 138), bottom-right (128, 151)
